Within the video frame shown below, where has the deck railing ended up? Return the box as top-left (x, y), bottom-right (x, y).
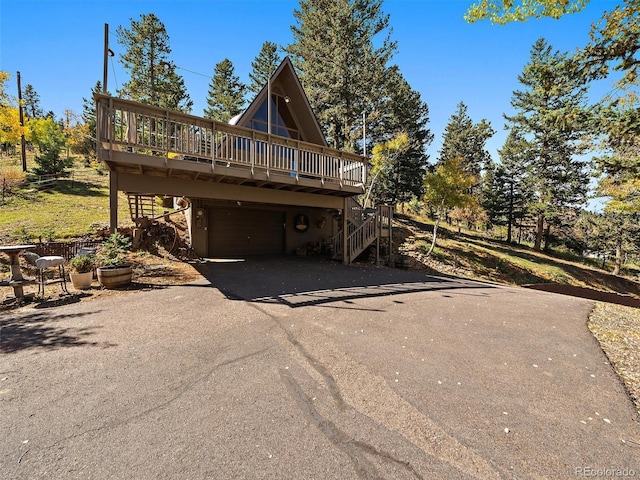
top-left (95, 94), bottom-right (367, 190)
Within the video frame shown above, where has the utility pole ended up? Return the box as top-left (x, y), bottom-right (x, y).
top-left (103, 23), bottom-right (109, 93)
top-left (17, 71), bottom-right (27, 172)
top-left (65, 109), bottom-right (71, 160)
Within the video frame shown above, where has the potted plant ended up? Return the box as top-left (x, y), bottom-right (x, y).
top-left (96, 233), bottom-right (133, 288)
top-left (68, 254), bottom-right (95, 290)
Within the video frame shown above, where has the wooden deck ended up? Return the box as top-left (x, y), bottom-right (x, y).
top-left (95, 95), bottom-right (367, 197)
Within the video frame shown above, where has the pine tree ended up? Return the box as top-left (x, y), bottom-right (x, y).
top-left (22, 84), bottom-right (43, 119)
top-left (483, 131), bottom-right (535, 242)
top-left (248, 42), bottom-right (282, 97)
top-left (116, 13), bottom-right (192, 113)
top-left (505, 38), bottom-right (591, 251)
top-left (28, 117), bottom-right (72, 176)
top-left (73, 81), bottom-right (108, 160)
top-left (286, 0), bottom-right (396, 151)
top-left (369, 67), bottom-right (433, 204)
top-left (203, 59), bottom-right (246, 122)
top-left (437, 101), bottom-right (494, 179)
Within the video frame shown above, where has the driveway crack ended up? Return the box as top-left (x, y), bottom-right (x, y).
top-left (280, 368), bottom-right (423, 480)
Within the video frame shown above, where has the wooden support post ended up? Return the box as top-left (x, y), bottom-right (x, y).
top-left (342, 197), bottom-right (348, 265)
top-left (109, 170), bottom-right (118, 234)
top-left (376, 207), bottom-right (381, 266)
top-left (388, 206), bottom-right (394, 267)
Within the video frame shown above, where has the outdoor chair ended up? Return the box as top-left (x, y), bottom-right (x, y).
top-left (22, 252), bottom-right (68, 298)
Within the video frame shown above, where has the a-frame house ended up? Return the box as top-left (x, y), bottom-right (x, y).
top-left (95, 57), bottom-right (392, 263)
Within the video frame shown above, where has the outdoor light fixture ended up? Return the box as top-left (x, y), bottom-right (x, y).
top-left (294, 214), bottom-right (309, 232)
top-left (284, 96), bottom-right (291, 103)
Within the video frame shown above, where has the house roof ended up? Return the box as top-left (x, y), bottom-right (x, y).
top-left (233, 57), bottom-right (328, 147)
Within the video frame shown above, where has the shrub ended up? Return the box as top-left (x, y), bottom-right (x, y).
top-left (69, 254), bottom-right (95, 273)
top-left (97, 232), bottom-right (132, 267)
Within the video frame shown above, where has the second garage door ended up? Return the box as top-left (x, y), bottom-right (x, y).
top-left (208, 208), bottom-right (285, 257)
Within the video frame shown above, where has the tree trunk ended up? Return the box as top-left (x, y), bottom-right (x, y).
top-left (612, 237), bottom-right (623, 276)
top-left (534, 213), bottom-right (544, 251)
top-left (543, 223), bottom-right (551, 252)
top-left (426, 198), bottom-right (446, 258)
top-left (506, 183), bottom-right (514, 243)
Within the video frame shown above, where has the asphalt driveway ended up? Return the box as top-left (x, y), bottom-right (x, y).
top-left (2, 257), bottom-right (639, 479)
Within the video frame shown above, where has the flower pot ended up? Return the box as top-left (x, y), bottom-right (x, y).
top-left (69, 271), bottom-right (94, 290)
top-left (97, 265), bottom-right (132, 289)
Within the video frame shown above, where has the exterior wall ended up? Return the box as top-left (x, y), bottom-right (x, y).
top-left (189, 200), bottom-right (337, 258)
top-left (115, 172), bottom-right (346, 258)
top-left (284, 207), bottom-right (335, 254)
top-left (189, 199), bottom-right (209, 256)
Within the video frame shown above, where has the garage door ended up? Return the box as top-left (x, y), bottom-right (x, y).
top-left (208, 208), bottom-right (285, 257)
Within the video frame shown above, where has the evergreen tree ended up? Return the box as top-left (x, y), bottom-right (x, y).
top-left (22, 84), bottom-right (43, 119)
top-left (73, 81), bottom-right (108, 160)
top-left (116, 13), bottom-right (192, 113)
top-left (248, 42), bottom-right (282, 97)
top-left (286, 0), bottom-right (396, 151)
top-left (482, 131), bottom-right (535, 242)
top-left (369, 67), bottom-right (433, 204)
top-left (204, 59), bottom-right (246, 122)
top-left (28, 117), bottom-right (72, 176)
top-left (505, 38), bottom-right (591, 251)
top-left (437, 101), bottom-right (494, 179)
top-left (594, 93), bottom-right (640, 274)
top-left (594, 94), bottom-right (640, 182)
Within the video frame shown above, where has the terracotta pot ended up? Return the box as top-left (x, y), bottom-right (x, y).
top-left (97, 265), bottom-right (132, 289)
top-left (69, 271), bottom-right (93, 290)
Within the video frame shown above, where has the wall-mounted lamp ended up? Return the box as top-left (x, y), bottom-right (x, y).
top-left (284, 96), bottom-right (291, 103)
top-left (294, 214), bottom-right (309, 233)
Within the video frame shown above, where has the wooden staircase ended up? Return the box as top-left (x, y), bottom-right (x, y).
top-left (127, 194), bottom-right (158, 222)
top-left (332, 197), bottom-right (393, 265)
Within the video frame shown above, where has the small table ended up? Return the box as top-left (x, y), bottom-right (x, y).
top-left (0, 244), bottom-right (36, 298)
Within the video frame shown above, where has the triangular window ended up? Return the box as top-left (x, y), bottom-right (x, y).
top-left (248, 95), bottom-right (299, 140)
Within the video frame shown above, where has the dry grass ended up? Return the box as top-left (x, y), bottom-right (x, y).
top-left (589, 303), bottom-right (640, 413)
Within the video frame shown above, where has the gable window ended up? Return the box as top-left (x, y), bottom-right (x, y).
top-left (249, 95), bottom-right (300, 140)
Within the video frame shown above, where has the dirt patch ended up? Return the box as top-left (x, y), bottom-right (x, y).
top-left (1, 218), bottom-right (205, 313)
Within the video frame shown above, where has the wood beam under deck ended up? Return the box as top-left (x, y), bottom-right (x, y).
top-left (116, 172), bottom-right (345, 210)
top-left (104, 149), bottom-right (362, 198)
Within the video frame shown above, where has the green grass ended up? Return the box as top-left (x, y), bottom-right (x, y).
top-left (0, 155), bottom-right (132, 243)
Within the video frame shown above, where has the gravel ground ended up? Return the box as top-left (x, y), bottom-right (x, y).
top-left (589, 303), bottom-right (640, 414)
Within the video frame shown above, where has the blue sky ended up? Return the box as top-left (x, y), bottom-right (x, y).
top-left (0, 0), bottom-right (619, 163)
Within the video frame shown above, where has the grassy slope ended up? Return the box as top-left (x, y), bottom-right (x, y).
top-left (393, 214), bottom-right (640, 299)
top-left (0, 156), bottom-right (132, 243)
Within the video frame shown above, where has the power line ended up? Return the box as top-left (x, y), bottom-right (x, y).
top-left (110, 57), bottom-right (119, 92)
top-left (107, 30), bottom-right (210, 80)
top-left (175, 66), bottom-right (210, 78)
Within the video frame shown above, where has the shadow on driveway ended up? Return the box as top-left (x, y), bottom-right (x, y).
top-left (194, 256), bottom-right (496, 308)
top-left (0, 308), bottom-right (114, 354)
